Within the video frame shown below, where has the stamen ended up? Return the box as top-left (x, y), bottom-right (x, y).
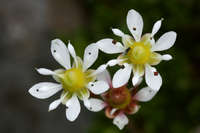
top-left (91, 83), bottom-right (94, 87)
top-left (133, 27), bottom-right (136, 31)
top-left (154, 72), bottom-right (158, 76)
top-left (112, 40), bottom-right (117, 44)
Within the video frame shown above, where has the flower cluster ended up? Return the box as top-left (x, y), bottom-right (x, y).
top-left (28, 9), bottom-right (177, 130)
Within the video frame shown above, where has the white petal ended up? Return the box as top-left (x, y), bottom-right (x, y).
top-left (88, 81), bottom-right (109, 95)
top-left (134, 87), bottom-right (157, 102)
top-left (112, 63), bottom-right (132, 88)
top-left (122, 34), bottom-right (135, 48)
top-left (131, 105), bottom-right (141, 114)
top-left (36, 68), bottom-right (55, 75)
top-left (151, 18), bottom-right (163, 37)
top-left (152, 31), bottom-right (177, 51)
top-left (52, 69), bottom-right (65, 83)
top-left (28, 82), bottom-right (62, 99)
top-left (96, 39), bottom-right (125, 54)
top-left (110, 108), bottom-right (118, 116)
top-left (97, 69), bottom-right (111, 84)
top-left (90, 64), bottom-right (108, 77)
top-left (51, 39), bottom-right (71, 69)
top-left (48, 99), bottom-right (61, 111)
top-left (107, 59), bottom-right (119, 66)
top-left (107, 59), bottom-right (126, 67)
top-left (162, 54), bottom-right (172, 60)
top-left (83, 98), bottom-right (91, 108)
top-left (132, 72), bottom-right (143, 87)
top-left (113, 114), bottom-right (129, 130)
top-left (83, 43), bottom-right (99, 71)
top-left (126, 9), bottom-right (143, 42)
top-left (85, 98), bottom-right (105, 112)
top-left (112, 28), bottom-right (124, 37)
top-left (145, 64), bottom-right (162, 91)
top-left (68, 41), bottom-right (78, 67)
top-left (66, 95), bottom-right (80, 122)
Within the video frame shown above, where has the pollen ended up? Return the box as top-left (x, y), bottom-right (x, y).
top-left (60, 68), bottom-right (86, 92)
top-left (127, 42), bottom-right (151, 64)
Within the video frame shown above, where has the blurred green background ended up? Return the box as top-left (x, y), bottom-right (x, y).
top-left (0, 0), bottom-right (200, 133)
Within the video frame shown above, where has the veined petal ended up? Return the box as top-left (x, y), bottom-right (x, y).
top-left (113, 114), bottom-right (129, 130)
top-left (112, 28), bottom-right (125, 37)
top-left (152, 31), bottom-right (177, 51)
top-left (28, 82), bottom-right (62, 99)
top-left (151, 18), bottom-right (163, 37)
top-left (36, 68), bottom-right (55, 75)
top-left (134, 87), bottom-right (157, 102)
top-left (48, 99), bottom-right (61, 111)
top-left (112, 63), bottom-right (132, 88)
top-left (66, 94), bottom-right (80, 122)
top-left (51, 39), bottom-right (71, 69)
top-left (96, 39), bottom-right (125, 54)
top-left (83, 43), bottom-right (99, 71)
top-left (97, 69), bottom-right (111, 85)
top-left (127, 9), bottom-right (143, 42)
top-left (145, 64), bottom-right (162, 91)
top-left (68, 41), bottom-right (78, 67)
top-left (85, 98), bottom-right (106, 112)
top-left (87, 81), bottom-right (109, 95)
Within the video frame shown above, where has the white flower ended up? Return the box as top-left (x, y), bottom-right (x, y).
top-left (86, 70), bottom-right (157, 130)
top-left (97, 9), bottom-right (177, 92)
top-left (29, 39), bottom-right (109, 122)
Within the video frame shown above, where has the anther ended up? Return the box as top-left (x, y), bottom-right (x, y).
top-left (133, 27), bottom-right (136, 31)
top-left (53, 50), bottom-right (56, 53)
top-left (88, 52), bottom-right (91, 55)
top-left (112, 40), bottom-right (117, 44)
top-left (154, 72), bottom-right (158, 76)
top-left (36, 89), bottom-right (39, 92)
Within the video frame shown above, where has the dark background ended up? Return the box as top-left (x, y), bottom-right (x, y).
top-left (0, 0), bottom-right (200, 133)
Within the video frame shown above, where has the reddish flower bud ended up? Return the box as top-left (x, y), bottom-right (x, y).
top-left (106, 86), bottom-right (131, 109)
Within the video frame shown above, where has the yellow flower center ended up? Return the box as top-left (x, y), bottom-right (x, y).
top-left (127, 42), bottom-right (151, 64)
top-left (60, 68), bottom-right (86, 92)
